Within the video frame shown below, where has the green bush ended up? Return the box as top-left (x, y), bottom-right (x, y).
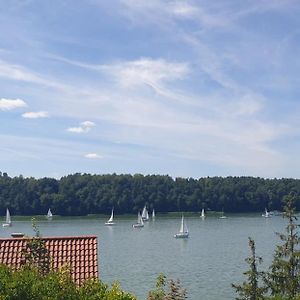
top-left (0, 265), bottom-right (136, 300)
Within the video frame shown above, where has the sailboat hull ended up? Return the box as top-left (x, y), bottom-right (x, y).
top-left (132, 223), bottom-right (144, 228)
top-left (2, 223), bottom-right (11, 227)
top-left (174, 232), bottom-right (189, 238)
top-left (105, 222), bottom-right (116, 225)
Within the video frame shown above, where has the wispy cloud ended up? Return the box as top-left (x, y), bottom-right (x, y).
top-left (0, 98), bottom-right (27, 111)
top-left (53, 56), bottom-right (189, 91)
top-left (22, 111), bottom-right (49, 119)
top-left (84, 153), bottom-right (103, 159)
top-left (169, 2), bottom-right (199, 18)
top-left (101, 58), bottom-right (189, 89)
top-left (0, 60), bottom-right (71, 92)
top-left (67, 121), bottom-right (96, 133)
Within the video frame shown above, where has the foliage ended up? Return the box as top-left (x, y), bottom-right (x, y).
top-left (147, 273), bottom-right (187, 300)
top-left (232, 238), bottom-right (267, 300)
top-left (21, 218), bottom-right (50, 275)
top-left (266, 194), bottom-right (300, 299)
top-left (234, 194), bottom-right (300, 300)
top-left (0, 264), bottom-right (136, 300)
top-left (1, 172), bottom-right (300, 215)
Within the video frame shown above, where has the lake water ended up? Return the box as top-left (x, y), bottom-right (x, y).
top-left (0, 213), bottom-right (287, 299)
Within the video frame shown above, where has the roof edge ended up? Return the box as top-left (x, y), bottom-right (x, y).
top-left (0, 235), bottom-right (97, 241)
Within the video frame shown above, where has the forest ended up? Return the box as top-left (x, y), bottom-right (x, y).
top-left (0, 171), bottom-right (299, 216)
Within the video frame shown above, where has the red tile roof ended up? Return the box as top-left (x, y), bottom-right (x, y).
top-left (0, 235), bottom-right (98, 285)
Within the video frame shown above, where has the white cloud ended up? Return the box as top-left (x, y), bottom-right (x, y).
top-left (0, 60), bottom-right (71, 92)
top-left (0, 98), bottom-right (27, 111)
top-left (102, 58), bottom-right (189, 89)
top-left (22, 111), bottom-right (49, 119)
top-left (170, 1), bottom-right (199, 18)
top-left (67, 127), bottom-right (85, 133)
top-left (67, 120), bottom-right (96, 133)
top-left (84, 153), bottom-right (103, 159)
top-left (81, 120), bottom-right (96, 128)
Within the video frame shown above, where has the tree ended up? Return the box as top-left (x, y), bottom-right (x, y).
top-left (21, 218), bottom-right (50, 276)
top-left (147, 274), bottom-right (187, 300)
top-left (232, 237), bottom-right (266, 300)
top-left (266, 194), bottom-right (300, 299)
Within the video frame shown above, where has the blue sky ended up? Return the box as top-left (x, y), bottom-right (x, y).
top-left (0, 0), bottom-right (300, 179)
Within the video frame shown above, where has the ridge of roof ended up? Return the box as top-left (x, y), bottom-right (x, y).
top-left (0, 235), bottom-right (97, 241)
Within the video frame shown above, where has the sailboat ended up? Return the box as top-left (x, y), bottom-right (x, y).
top-left (174, 215), bottom-right (189, 238)
top-left (262, 208), bottom-right (271, 218)
top-left (105, 208), bottom-right (116, 225)
top-left (141, 205), bottom-right (149, 221)
top-left (46, 208), bottom-right (53, 219)
top-left (2, 208), bottom-right (12, 227)
top-left (200, 208), bottom-right (205, 218)
top-left (152, 209), bottom-right (155, 218)
top-left (133, 211), bottom-right (144, 228)
top-left (219, 209), bottom-right (227, 219)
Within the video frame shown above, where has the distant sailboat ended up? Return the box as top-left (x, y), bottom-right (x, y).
top-left (141, 205), bottom-right (149, 221)
top-left (152, 209), bottom-right (155, 218)
top-left (133, 211), bottom-right (144, 228)
top-left (2, 208), bottom-right (12, 227)
top-left (262, 208), bottom-right (271, 218)
top-left (174, 215), bottom-right (189, 238)
top-left (46, 208), bottom-right (53, 219)
top-left (105, 208), bottom-right (116, 225)
top-left (219, 209), bottom-right (227, 219)
top-left (200, 208), bottom-right (205, 218)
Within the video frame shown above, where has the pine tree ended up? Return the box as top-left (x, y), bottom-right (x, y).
top-left (232, 237), bottom-right (266, 300)
top-left (266, 194), bottom-right (300, 299)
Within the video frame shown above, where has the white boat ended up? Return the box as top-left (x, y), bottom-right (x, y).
top-left (200, 208), bottom-right (205, 218)
top-left (46, 208), bottom-right (53, 219)
top-left (133, 211), bottom-right (144, 228)
top-left (105, 208), bottom-right (116, 225)
top-left (219, 210), bottom-right (227, 219)
top-left (2, 208), bottom-right (12, 227)
top-left (152, 209), bottom-right (155, 218)
top-left (262, 208), bottom-right (271, 218)
top-left (141, 205), bottom-right (149, 221)
top-left (174, 215), bottom-right (189, 238)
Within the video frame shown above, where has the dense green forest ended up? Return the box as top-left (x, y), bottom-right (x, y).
top-left (0, 172), bottom-right (299, 216)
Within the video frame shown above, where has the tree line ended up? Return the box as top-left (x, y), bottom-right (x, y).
top-left (1, 171), bottom-right (300, 216)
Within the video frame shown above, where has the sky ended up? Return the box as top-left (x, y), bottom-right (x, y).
top-left (0, 0), bottom-right (300, 179)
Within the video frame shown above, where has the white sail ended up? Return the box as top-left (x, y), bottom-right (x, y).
top-left (174, 215), bottom-right (188, 238)
top-left (141, 206), bottom-right (147, 218)
top-left (133, 211), bottom-right (144, 228)
top-left (5, 209), bottom-right (11, 224)
top-left (108, 209), bottom-right (114, 223)
top-left (262, 208), bottom-right (270, 218)
top-left (180, 215), bottom-right (188, 233)
top-left (201, 208), bottom-right (205, 218)
top-left (47, 208), bottom-right (53, 218)
top-left (152, 209), bottom-right (155, 218)
top-left (142, 205), bottom-right (149, 221)
top-left (105, 208), bottom-right (116, 225)
top-left (3, 208), bottom-right (12, 227)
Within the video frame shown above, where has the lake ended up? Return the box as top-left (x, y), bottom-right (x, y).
top-left (0, 213), bottom-right (287, 299)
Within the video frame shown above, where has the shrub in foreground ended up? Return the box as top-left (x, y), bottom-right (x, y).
top-left (0, 264), bottom-right (136, 300)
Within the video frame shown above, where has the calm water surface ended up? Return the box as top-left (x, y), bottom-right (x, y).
top-left (0, 214), bottom-right (286, 299)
